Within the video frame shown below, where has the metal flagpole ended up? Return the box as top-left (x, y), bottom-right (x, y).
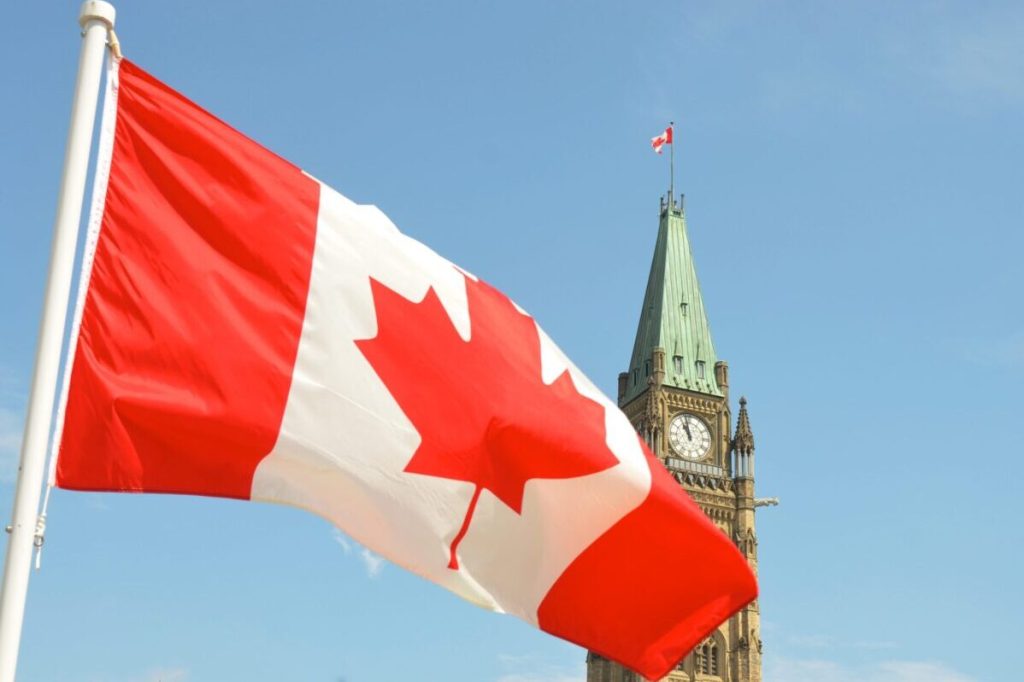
top-left (668, 121), bottom-right (675, 208)
top-left (0, 3), bottom-right (115, 679)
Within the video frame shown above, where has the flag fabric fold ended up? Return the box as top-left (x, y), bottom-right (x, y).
top-left (52, 58), bottom-right (756, 681)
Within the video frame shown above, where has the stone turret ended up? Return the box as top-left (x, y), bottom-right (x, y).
top-left (731, 397), bottom-right (761, 682)
top-left (733, 396), bottom-right (755, 478)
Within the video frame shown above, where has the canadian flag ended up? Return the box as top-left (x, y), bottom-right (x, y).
top-left (651, 126), bottom-right (673, 154)
top-left (52, 59), bottom-right (756, 680)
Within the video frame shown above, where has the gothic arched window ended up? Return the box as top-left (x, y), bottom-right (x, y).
top-left (696, 638), bottom-right (719, 676)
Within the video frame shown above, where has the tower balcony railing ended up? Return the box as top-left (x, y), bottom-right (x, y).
top-left (663, 457), bottom-right (727, 478)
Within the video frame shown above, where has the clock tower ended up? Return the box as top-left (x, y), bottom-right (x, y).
top-left (586, 194), bottom-right (764, 682)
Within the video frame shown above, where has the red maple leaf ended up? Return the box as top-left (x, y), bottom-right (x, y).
top-left (356, 275), bottom-right (619, 570)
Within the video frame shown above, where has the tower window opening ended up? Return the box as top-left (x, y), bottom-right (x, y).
top-left (632, 368), bottom-right (639, 386)
top-left (700, 643), bottom-right (710, 674)
top-left (709, 641), bottom-right (718, 675)
top-left (680, 301), bottom-right (688, 316)
top-left (673, 355), bottom-right (683, 373)
top-left (695, 360), bottom-right (706, 379)
top-left (644, 360), bottom-right (650, 377)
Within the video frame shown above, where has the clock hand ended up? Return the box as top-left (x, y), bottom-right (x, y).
top-left (683, 419), bottom-right (692, 440)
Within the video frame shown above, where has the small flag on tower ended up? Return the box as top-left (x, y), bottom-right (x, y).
top-left (651, 125), bottom-right (673, 154)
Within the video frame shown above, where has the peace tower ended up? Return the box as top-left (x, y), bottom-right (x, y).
top-left (586, 194), bottom-right (766, 682)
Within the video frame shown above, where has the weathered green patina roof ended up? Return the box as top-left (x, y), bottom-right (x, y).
top-left (622, 199), bottom-right (721, 404)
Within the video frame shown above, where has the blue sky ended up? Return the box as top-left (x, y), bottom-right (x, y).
top-left (1, 2), bottom-right (1022, 680)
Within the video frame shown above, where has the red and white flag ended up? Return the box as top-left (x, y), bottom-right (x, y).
top-left (651, 125), bottom-right (673, 154)
top-left (52, 59), bottom-right (755, 680)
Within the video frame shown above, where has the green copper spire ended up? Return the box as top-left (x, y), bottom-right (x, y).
top-left (621, 196), bottom-right (722, 405)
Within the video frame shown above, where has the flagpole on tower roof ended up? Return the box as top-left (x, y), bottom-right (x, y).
top-left (0, 2), bottom-right (116, 679)
top-left (669, 121), bottom-right (675, 209)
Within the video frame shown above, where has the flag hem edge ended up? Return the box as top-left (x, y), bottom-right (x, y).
top-left (47, 55), bottom-right (122, 487)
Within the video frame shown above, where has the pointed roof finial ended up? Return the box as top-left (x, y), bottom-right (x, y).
top-left (733, 396), bottom-right (754, 455)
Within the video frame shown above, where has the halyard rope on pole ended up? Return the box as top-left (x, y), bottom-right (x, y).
top-left (0, 3), bottom-right (116, 680)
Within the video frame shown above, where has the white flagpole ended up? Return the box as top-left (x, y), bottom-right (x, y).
top-left (0, 3), bottom-right (115, 679)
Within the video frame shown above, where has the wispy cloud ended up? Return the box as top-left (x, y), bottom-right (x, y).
top-left (359, 547), bottom-right (385, 578)
top-left (885, 4), bottom-right (1024, 105)
top-left (925, 10), bottom-right (1024, 102)
top-left (766, 656), bottom-right (975, 682)
top-left (495, 653), bottom-right (585, 682)
top-left (0, 406), bottom-right (23, 482)
top-left (656, 3), bottom-right (1024, 119)
top-left (0, 364), bottom-right (25, 482)
top-left (957, 329), bottom-right (1024, 368)
top-left (331, 528), bottom-right (386, 579)
top-left (86, 495), bottom-right (112, 511)
top-left (137, 668), bottom-right (188, 682)
top-left (786, 634), bottom-right (897, 651)
top-left (496, 674), bottom-right (584, 682)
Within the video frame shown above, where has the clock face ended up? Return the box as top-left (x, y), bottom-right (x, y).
top-left (668, 414), bottom-right (712, 460)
